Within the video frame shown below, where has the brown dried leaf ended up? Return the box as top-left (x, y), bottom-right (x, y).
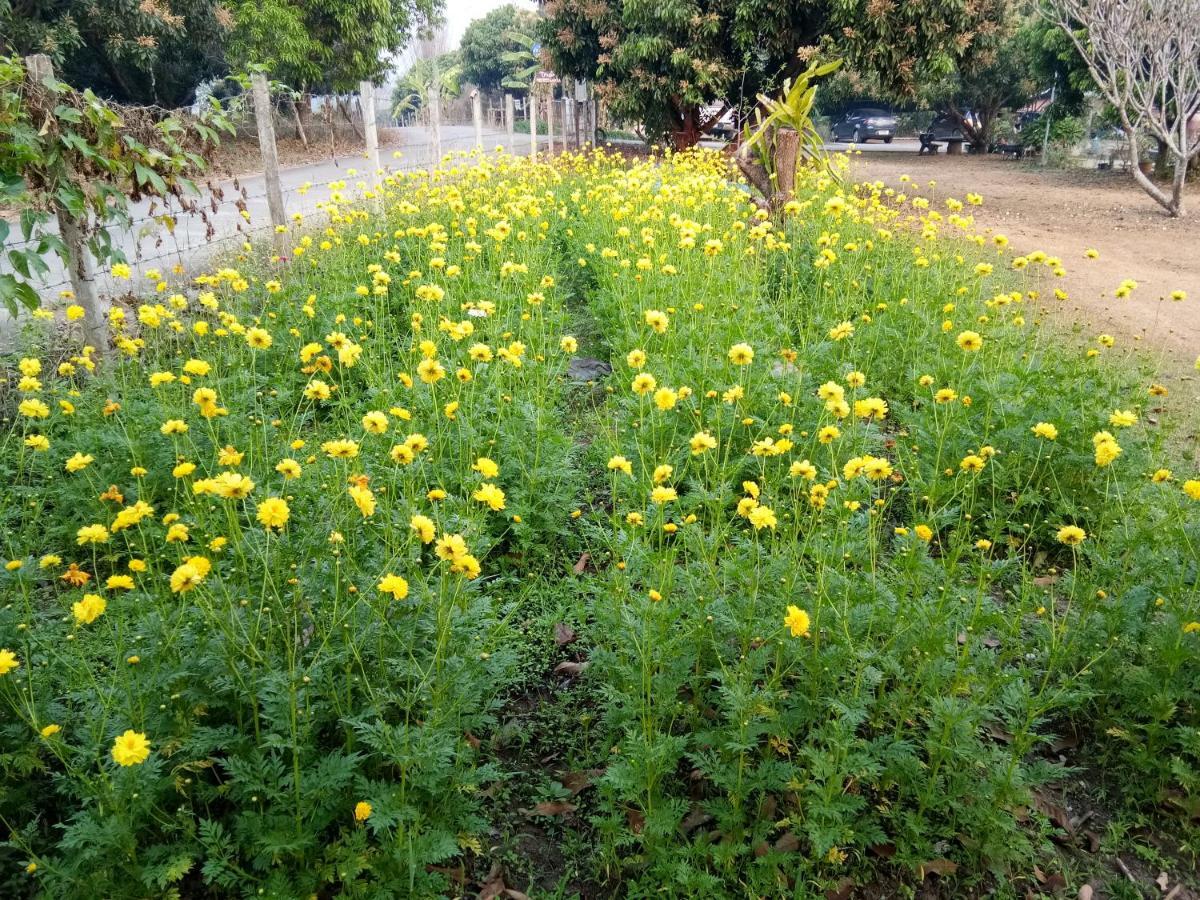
top-left (869, 842), bottom-right (897, 859)
top-left (1033, 575), bottom-right (1059, 587)
top-left (917, 859), bottom-right (959, 878)
top-left (554, 622), bottom-right (577, 646)
top-left (680, 804), bottom-right (713, 834)
top-left (553, 660), bottom-right (588, 677)
top-left (626, 807), bottom-right (645, 834)
top-left (774, 832), bottom-right (800, 853)
top-left (1033, 790), bottom-right (1073, 836)
top-left (526, 800), bottom-right (577, 817)
top-left (559, 770), bottom-right (599, 796)
top-left (573, 552), bottom-right (590, 574)
top-left (825, 877), bottom-right (855, 900)
top-left (478, 863), bottom-right (506, 900)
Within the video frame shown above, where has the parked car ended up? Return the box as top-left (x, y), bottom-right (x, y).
top-left (926, 111), bottom-right (982, 141)
top-left (702, 103), bottom-right (740, 141)
top-left (830, 108), bottom-right (897, 143)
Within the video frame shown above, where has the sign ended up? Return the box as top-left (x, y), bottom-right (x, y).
top-left (534, 71), bottom-right (560, 85)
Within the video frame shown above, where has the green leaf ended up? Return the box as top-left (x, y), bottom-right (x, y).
top-left (0, 273), bottom-right (39, 314)
top-left (134, 162), bottom-right (168, 195)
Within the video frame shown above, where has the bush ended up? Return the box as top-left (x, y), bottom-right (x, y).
top-left (1, 147), bottom-right (1197, 896)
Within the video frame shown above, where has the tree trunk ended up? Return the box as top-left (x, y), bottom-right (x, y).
top-left (1126, 127), bottom-right (1182, 216)
top-left (774, 128), bottom-right (799, 198)
top-left (292, 97), bottom-right (308, 148)
top-left (1154, 137), bottom-right (1171, 180)
top-left (55, 206), bottom-right (109, 355)
top-left (339, 96), bottom-right (364, 140)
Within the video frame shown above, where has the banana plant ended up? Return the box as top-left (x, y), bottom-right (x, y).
top-left (499, 29), bottom-right (540, 91)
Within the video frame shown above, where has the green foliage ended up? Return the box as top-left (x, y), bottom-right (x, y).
top-left (226, 0), bottom-right (444, 92)
top-left (0, 0), bottom-right (233, 106)
top-left (742, 58), bottom-right (841, 185)
top-left (0, 56), bottom-right (230, 317)
top-left (540, 0), bottom-right (1024, 145)
top-left (0, 146), bottom-right (1198, 897)
top-left (390, 52), bottom-right (463, 120)
top-left (460, 4), bottom-right (541, 95)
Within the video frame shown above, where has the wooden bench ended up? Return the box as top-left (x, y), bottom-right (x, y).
top-left (918, 132), bottom-right (940, 154)
top-left (919, 133), bottom-right (965, 155)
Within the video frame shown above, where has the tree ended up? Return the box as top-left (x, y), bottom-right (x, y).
top-left (460, 4), bottom-right (541, 95)
top-left (390, 51), bottom-right (462, 121)
top-left (1045, 0), bottom-right (1200, 216)
top-left (916, 17), bottom-right (1039, 152)
top-left (539, 0), bottom-right (1023, 147)
top-left (0, 54), bottom-right (231, 342)
top-left (227, 0), bottom-right (443, 93)
top-left (0, 0), bottom-right (233, 107)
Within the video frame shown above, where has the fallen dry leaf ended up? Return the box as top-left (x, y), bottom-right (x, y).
top-left (553, 660), bottom-right (588, 677)
top-left (825, 877), bottom-right (855, 900)
top-left (917, 858), bottom-right (959, 879)
top-left (553, 622), bottom-right (577, 646)
top-left (524, 800), bottom-right (577, 817)
top-left (573, 552), bottom-right (590, 574)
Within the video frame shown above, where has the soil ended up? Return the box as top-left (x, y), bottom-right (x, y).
top-left (848, 152), bottom-right (1200, 405)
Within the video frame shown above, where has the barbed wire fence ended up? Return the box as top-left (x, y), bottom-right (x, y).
top-left (2, 69), bottom-right (600, 335)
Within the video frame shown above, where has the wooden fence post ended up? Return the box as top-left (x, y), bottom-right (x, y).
top-left (547, 95), bottom-right (555, 156)
top-left (250, 72), bottom-right (286, 255)
top-left (472, 90), bottom-right (483, 150)
top-left (505, 94), bottom-right (514, 151)
top-left (429, 82), bottom-right (442, 169)
top-left (359, 79), bottom-right (381, 177)
top-left (25, 54), bottom-right (109, 354)
top-left (529, 92), bottom-right (538, 158)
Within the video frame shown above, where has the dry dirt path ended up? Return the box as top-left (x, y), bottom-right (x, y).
top-left (848, 151), bottom-right (1200, 423)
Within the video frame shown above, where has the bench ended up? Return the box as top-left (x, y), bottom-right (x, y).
top-left (919, 133), bottom-right (965, 155)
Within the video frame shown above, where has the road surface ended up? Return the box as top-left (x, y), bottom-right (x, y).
top-left (1, 125), bottom-right (548, 342)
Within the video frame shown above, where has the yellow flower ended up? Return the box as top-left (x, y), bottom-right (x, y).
top-left (1108, 409), bottom-right (1137, 428)
top-left (170, 561), bottom-right (205, 593)
top-left (472, 482), bottom-right (507, 511)
top-left (0, 649), bottom-right (19, 676)
top-left (784, 605), bottom-right (810, 637)
top-left (76, 523), bottom-right (110, 545)
top-left (111, 730), bottom-right (151, 766)
top-left (631, 373), bottom-right (657, 395)
top-left (378, 573), bottom-right (409, 600)
top-left (40, 723), bottom-right (61, 738)
top-left (728, 342), bottom-right (754, 365)
top-left (256, 497), bottom-right (290, 529)
top-left (354, 801), bottom-right (373, 822)
top-left (1183, 480), bottom-right (1200, 501)
top-left (607, 455), bottom-right (633, 476)
top-left (106, 574), bottom-right (135, 590)
top-left (643, 309), bottom-right (669, 333)
top-left (914, 525), bottom-right (933, 542)
top-left (956, 330), bottom-right (983, 352)
top-left (24, 434), bottom-right (50, 452)
top-left (473, 456), bottom-right (499, 478)
top-left (275, 458), bottom-right (302, 479)
top-left (650, 486), bottom-right (677, 504)
top-left (72, 593), bottom-right (107, 625)
top-left (245, 327), bottom-right (273, 349)
top-left (410, 514), bottom-right (436, 543)
top-left (1056, 525), bottom-right (1086, 546)
top-left (348, 484), bottom-right (376, 517)
top-left (361, 410), bottom-right (389, 434)
top-left (1032, 422), bottom-right (1058, 440)
top-left (653, 386), bottom-right (678, 410)
top-left (748, 505), bottom-right (777, 530)
top-left (960, 454), bottom-right (985, 473)
top-left (560, 336), bottom-right (578, 353)
top-left (690, 431), bottom-right (717, 454)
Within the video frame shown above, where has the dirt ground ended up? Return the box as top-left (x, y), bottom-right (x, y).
top-left (205, 128), bottom-right (407, 180)
top-left (849, 152), bottom-right (1200, 414)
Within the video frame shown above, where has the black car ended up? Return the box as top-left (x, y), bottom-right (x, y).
top-left (830, 108), bottom-right (897, 144)
top-left (927, 111), bottom-right (981, 141)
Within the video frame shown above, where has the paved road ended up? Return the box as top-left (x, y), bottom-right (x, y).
top-left (1, 125), bottom-right (547, 340)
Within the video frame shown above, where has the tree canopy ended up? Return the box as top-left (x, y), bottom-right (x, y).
top-left (459, 4), bottom-right (541, 95)
top-left (227, 0), bottom-right (443, 92)
top-left (0, 0), bottom-right (233, 107)
top-left (539, 0), bottom-right (1021, 145)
